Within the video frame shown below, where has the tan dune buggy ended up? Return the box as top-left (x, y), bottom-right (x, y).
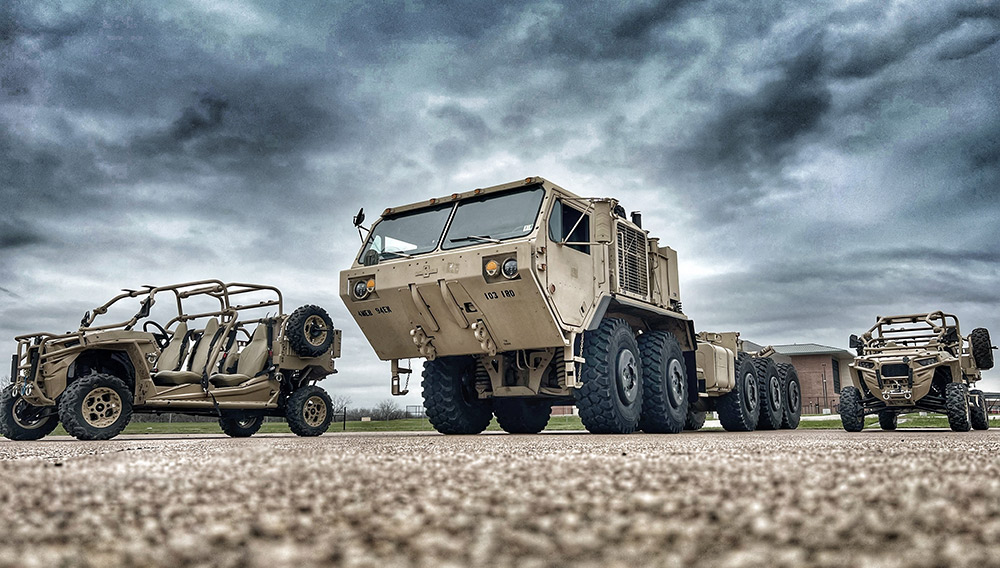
top-left (3, 280), bottom-right (341, 441)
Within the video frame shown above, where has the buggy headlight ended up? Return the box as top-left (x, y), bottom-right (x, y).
top-left (916, 357), bottom-right (937, 367)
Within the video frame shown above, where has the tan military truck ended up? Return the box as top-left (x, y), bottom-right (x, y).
top-left (2, 280), bottom-right (341, 441)
top-left (841, 312), bottom-right (994, 432)
top-left (339, 176), bottom-right (801, 434)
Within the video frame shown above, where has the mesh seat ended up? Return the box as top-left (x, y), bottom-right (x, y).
top-left (154, 318), bottom-right (221, 385)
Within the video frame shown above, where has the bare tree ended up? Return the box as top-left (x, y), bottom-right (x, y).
top-left (329, 394), bottom-right (352, 415)
top-left (371, 399), bottom-right (405, 421)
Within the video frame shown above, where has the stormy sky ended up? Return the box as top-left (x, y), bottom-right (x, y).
top-left (2, 0), bottom-right (998, 406)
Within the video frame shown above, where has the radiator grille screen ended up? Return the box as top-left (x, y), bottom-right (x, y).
top-left (616, 224), bottom-right (649, 297)
top-left (881, 364), bottom-right (909, 377)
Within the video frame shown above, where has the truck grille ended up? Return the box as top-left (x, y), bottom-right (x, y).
top-left (881, 364), bottom-right (909, 377)
top-left (616, 224), bottom-right (649, 297)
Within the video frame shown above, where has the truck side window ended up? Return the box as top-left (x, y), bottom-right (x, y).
top-left (548, 200), bottom-right (590, 254)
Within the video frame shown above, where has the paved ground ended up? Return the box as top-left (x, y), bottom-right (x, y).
top-left (2, 430), bottom-right (1000, 568)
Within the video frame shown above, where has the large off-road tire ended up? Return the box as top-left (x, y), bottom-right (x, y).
top-left (754, 358), bottom-right (783, 431)
top-left (638, 330), bottom-right (688, 434)
top-left (716, 353), bottom-right (760, 432)
top-left (970, 328), bottom-right (994, 370)
top-left (285, 305), bottom-right (335, 358)
top-left (0, 387), bottom-right (59, 441)
top-left (422, 356), bottom-right (493, 435)
top-left (574, 318), bottom-right (643, 434)
top-left (945, 382), bottom-right (971, 432)
top-left (493, 398), bottom-right (552, 434)
top-left (878, 410), bottom-right (897, 431)
top-left (777, 363), bottom-right (802, 429)
top-left (970, 389), bottom-right (990, 431)
top-left (839, 386), bottom-right (864, 432)
top-left (684, 410), bottom-right (706, 431)
top-left (286, 385), bottom-right (333, 436)
top-left (58, 372), bottom-right (133, 441)
top-left (219, 413), bottom-right (264, 437)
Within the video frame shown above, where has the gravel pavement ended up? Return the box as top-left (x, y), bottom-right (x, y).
top-left (2, 430), bottom-right (1000, 568)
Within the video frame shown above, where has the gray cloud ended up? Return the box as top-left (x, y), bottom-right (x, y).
top-left (2, 0), bottom-right (998, 400)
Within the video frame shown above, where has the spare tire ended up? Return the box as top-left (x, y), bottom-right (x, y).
top-left (970, 328), bottom-right (994, 370)
top-left (285, 305), bottom-right (335, 358)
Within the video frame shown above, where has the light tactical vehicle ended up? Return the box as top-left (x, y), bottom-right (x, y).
top-left (340, 176), bottom-right (801, 434)
top-left (3, 280), bottom-right (341, 441)
top-left (842, 312), bottom-right (995, 432)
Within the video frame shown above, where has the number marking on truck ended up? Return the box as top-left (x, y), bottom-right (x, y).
top-left (484, 290), bottom-right (516, 300)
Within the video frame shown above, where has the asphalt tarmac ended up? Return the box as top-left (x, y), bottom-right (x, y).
top-left (1, 429), bottom-right (999, 568)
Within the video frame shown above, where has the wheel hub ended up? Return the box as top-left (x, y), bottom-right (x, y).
top-left (744, 372), bottom-right (758, 411)
top-left (616, 350), bottom-right (639, 405)
top-left (12, 399), bottom-right (48, 429)
top-left (769, 376), bottom-right (781, 411)
top-left (667, 359), bottom-right (685, 406)
top-left (303, 396), bottom-right (328, 427)
top-left (82, 387), bottom-right (122, 428)
top-left (303, 315), bottom-right (329, 346)
top-left (788, 381), bottom-right (800, 409)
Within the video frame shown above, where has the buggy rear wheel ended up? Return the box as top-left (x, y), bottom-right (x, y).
top-left (286, 385), bottom-right (333, 436)
top-left (970, 389), bottom-right (990, 431)
top-left (219, 413), bottom-right (264, 437)
top-left (878, 410), bottom-right (897, 431)
top-left (945, 382), bottom-right (971, 432)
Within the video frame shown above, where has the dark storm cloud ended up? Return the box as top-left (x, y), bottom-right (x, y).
top-left (2, 0), bottom-right (999, 398)
top-left (685, 31), bottom-right (831, 176)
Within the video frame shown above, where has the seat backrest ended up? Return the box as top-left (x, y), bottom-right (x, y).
top-left (155, 322), bottom-right (189, 372)
top-left (188, 318), bottom-right (221, 374)
top-left (235, 323), bottom-right (270, 377)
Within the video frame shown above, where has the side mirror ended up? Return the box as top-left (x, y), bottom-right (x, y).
top-left (353, 208), bottom-right (365, 228)
top-left (592, 200), bottom-right (613, 244)
top-left (80, 311), bottom-right (91, 328)
top-left (849, 334), bottom-right (861, 349)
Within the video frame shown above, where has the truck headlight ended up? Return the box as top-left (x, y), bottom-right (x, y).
top-left (501, 258), bottom-right (518, 279)
top-left (353, 278), bottom-right (375, 300)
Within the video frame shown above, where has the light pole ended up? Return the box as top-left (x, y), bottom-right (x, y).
top-left (822, 363), bottom-right (829, 411)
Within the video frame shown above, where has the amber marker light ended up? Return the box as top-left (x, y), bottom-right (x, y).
top-left (484, 259), bottom-right (500, 277)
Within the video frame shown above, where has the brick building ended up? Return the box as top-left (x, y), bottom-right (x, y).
top-left (771, 344), bottom-right (855, 414)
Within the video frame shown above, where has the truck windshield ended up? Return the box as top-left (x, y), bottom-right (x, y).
top-left (442, 186), bottom-right (545, 250)
top-left (358, 203), bottom-right (453, 265)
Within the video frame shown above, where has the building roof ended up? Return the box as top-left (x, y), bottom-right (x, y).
top-left (772, 343), bottom-right (854, 358)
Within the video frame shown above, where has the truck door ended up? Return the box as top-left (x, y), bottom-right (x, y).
top-left (544, 198), bottom-right (596, 328)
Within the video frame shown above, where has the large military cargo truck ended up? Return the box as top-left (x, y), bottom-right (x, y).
top-left (340, 177), bottom-right (801, 434)
top-left (842, 312), bottom-right (994, 432)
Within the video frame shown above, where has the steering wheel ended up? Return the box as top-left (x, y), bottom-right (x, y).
top-left (143, 321), bottom-right (170, 349)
